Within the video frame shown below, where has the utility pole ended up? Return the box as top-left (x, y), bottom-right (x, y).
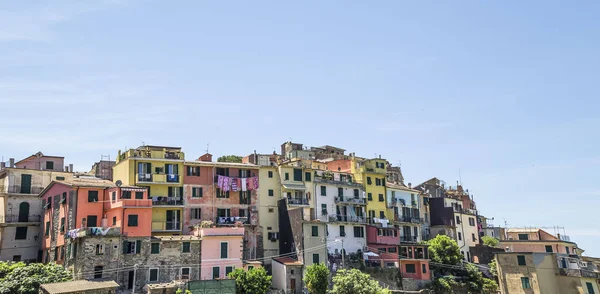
top-left (131, 264), bottom-right (138, 294)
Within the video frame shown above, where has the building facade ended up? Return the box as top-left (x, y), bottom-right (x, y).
top-left (195, 227), bottom-right (244, 280)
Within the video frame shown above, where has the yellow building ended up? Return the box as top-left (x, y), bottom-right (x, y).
top-left (113, 145), bottom-right (184, 236)
top-left (278, 160), bottom-right (314, 218)
top-left (351, 157), bottom-right (388, 223)
top-left (257, 164), bottom-right (281, 266)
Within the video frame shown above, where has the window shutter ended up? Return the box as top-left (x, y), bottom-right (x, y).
top-left (187, 166), bottom-right (191, 176)
top-left (199, 187), bottom-right (203, 197)
top-left (135, 240), bottom-right (141, 254)
top-left (168, 187), bottom-right (172, 197)
top-left (123, 241), bottom-right (127, 254)
top-left (179, 187), bottom-right (183, 197)
top-left (225, 168), bottom-right (229, 176)
top-left (164, 163), bottom-right (169, 174)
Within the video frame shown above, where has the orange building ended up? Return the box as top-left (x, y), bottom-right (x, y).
top-left (500, 228), bottom-right (581, 255)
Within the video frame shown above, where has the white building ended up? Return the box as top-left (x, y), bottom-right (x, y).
top-left (314, 171), bottom-right (367, 255)
top-left (386, 184), bottom-right (423, 243)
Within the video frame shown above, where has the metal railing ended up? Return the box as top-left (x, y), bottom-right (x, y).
top-left (151, 196), bottom-right (183, 206)
top-left (581, 269), bottom-right (599, 278)
top-left (400, 235), bottom-right (418, 242)
top-left (314, 176), bottom-right (363, 187)
top-left (216, 216), bottom-right (249, 225)
top-left (151, 221), bottom-right (181, 231)
top-left (138, 174), bottom-right (153, 182)
top-left (166, 174), bottom-right (179, 183)
top-left (1, 214), bottom-right (42, 223)
top-left (335, 196), bottom-right (367, 205)
top-left (394, 215), bottom-right (422, 224)
top-left (327, 214), bottom-right (367, 223)
top-left (558, 268), bottom-right (581, 277)
top-left (287, 198), bottom-right (309, 205)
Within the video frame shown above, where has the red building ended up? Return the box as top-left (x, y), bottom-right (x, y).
top-left (365, 225), bottom-right (400, 267)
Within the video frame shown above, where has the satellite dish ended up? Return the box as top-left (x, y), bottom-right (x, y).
top-left (115, 180), bottom-right (122, 187)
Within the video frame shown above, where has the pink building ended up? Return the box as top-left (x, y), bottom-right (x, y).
top-left (194, 226), bottom-right (245, 280)
top-left (500, 228), bottom-right (580, 255)
top-left (14, 152), bottom-right (68, 172)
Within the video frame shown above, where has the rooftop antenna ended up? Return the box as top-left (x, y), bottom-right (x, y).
top-left (142, 141), bottom-right (146, 147)
top-left (459, 168), bottom-right (462, 186)
top-left (206, 142), bottom-right (210, 154)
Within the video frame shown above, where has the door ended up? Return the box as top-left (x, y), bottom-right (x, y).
top-left (290, 278), bottom-right (296, 293)
top-left (586, 282), bottom-right (595, 294)
top-left (18, 202), bottom-right (30, 222)
top-left (166, 210), bottom-right (181, 230)
top-left (127, 270), bottom-right (134, 289)
top-left (20, 174), bottom-right (32, 194)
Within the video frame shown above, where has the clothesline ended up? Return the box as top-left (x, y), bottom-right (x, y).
top-left (217, 175), bottom-right (259, 192)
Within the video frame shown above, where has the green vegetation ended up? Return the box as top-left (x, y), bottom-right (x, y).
top-left (0, 262), bottom-right (72, 294)
top-left (331, 268), bottom-right (389, 294)
top-left (428, 235), bottom-right (462, 265)
top-left (481, 236), bottom-right (499, 247)
top-left (217, 155), bottom-right (243, 163)
top-left (304, 263), bottom-right (329, 294)
top-left (228, 267), bottom-right (271, 294)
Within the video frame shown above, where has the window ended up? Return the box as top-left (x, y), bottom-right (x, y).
top-left (312, 254), bottom-right (320, 264)
top-left (220, 242), bottom-right (228, 258)
top-left (469, 217), bottom-right (475, 226)
top-left (191, 208), bottom-right (201, 220)
top-left (46, 161), bottom-right (54, 170)
top-left (45, 222), bottom-right (50, 236)
top-left (15, 227), bottom-right (27, 240)
top-left (216, 188), bottom-right (229, 198)
top-left (94, 266), bottom-right (103, 279)
top-left (225, 266), bottom-right (233, 276)
top-left (181, 267), bottom-right (191, 279)
top-left (149, 268), bottom-right (159, 282)
top-left (135, 191), bottom-right (144, 199)
top-left (312, 226), bottom-right (319, 237)
top-left (517, 255), bottom-right (526, 266)
top-left (122, 191), bottom-right (132, 199)
top-left (12, 255), bottom-right (21, 262)
top-left (467, 252), bottom-right (471, 262)
top-left (305, 172), bottom-right (311, 181)
top-left (388, 247), bottom-right (397, 253)
top-left (378, 194), bottom-right (384, 202)
top-left (521, 277), bottom-right (530, 289)
top-left (339, 225), bottom-right (345, 237)
top-left (268, 171), bottom-right (273, 178)
top-left (187, 166), bottom-right (200, 176)
top-left (87, 215), bottom-right (98, 227)
top-left (293, 169), bottom-right (302, 181)
top-left (354, 189), bottom-right (359, 197)
top-left (192, 187), bottom-right (203, 198)
top-left (320, 186), bottom-right (326, 196)
top-left (353, 226), bottom-right (365, 238)
top-left (367, 177), bottom-right (372, 185)
top-left (545, 245), bottom-right (553, 253)
top-left (124, 240), bottom-right (141, 254)
top-left (586, 282), bottom-right (595, 294)
top-left (268, 208), bottom-right (274, 213)
top-left (367, 193), bottom-right (372, 201)
top-left (96, 244), bottom-right (104, 255)
top-left (405, 264), bottom-right (416, 273)
top-left (456, 216), bottom-right (461, 224)
top-left (212, 267), bottom-right (220, 279)
top-left (128, 215), bottom-right (138, 227)
top-left (248, 266), bottom-right (254, 271)
top-left (268, 232), bottom-right (279, 240)
top-left (379, 211), bottom-right (385, 219)
top-left (566, 247), bottom-right (570, 254)
top-left (285, 173), bottom-right (289, 181)
top-left (375, 178), bottom-right (381, 186)
top-left (151, 243), bottom-right (160, 254)
top-left (472, 233), bottom-right (477, 242)
top-left (182, 242), bottom-right (191, 253)
top-left (112, 192), bottom-right (116, 201)
top-left (61, 192), bottom-right (67, 204)
top-left (56, 176), bottom-right (65, 181)
top-left (88, 191), bottom-right (99, 202)
top-left (422, 264), bottom-right (427, 273)
top-left (321, 204), bottom-right (327, 215)
top-left (268, 189), bottom-right (274, 196)
top-left (112, 216), bottom-right (116, 226)
top-left (518, 234), bottom-right (529, 240)
top-left (458, 232), bottom-right (462, 240)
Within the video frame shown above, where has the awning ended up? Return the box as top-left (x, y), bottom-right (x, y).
top-left (282, 183), bottom-right (306, 190)
top-left (122, 188), bottom-right (146, 192)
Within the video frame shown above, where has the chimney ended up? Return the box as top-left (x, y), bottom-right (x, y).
top-left (0, 162), bottom-right (5, 169)
top-left (9, 158), bottom-right (14, 168)
top-left (65, 166), bottom-right (69, 172)
top-left (408, 182), bottom-right (412, 189)
top-left (379, 155), bottom-right (381, 159)
top-left (198, 153), bottom-right (212, 162)
top-left (69, 164), bottom-right (74, 173)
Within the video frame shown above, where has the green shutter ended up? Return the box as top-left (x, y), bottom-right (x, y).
top-left (123, 241), bottom-right (127, 254)
top-left (179, 187), bottom-right (183, 198)
top-left (199, 187), bottom-right (203, 197)
top-left (135, 240), bottom-right (141, 254)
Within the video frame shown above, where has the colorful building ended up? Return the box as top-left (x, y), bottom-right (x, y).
top-left (195, 226), bottom-right (244, 280)
top-left (500, 228), bottom-right (581, 255)
top-left (365, 224), bottom-right (400, 268)
top-left (386, 183), bottom-right (423, 243)
top-left (0, 153), bottom-right (72, 262)
top-left (399, 243), bottom-right (431, 289)
top-left (182, 154), bottom-right (261, 260)
top-left (113, 145), bottom-right (185, 236)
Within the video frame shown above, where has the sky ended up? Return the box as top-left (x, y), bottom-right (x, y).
top-left (1, 1), bottom-right (599, 256)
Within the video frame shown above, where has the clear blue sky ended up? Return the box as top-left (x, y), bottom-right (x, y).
top-left (1, 1), bottom-right (598, 256)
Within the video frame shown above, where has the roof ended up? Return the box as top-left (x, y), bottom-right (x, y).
top-left (506, 228), bottom-right (542, 233)
top-left (185, 161), bottom-right (259, 169)
top-left (273, 257), bottom-right (303, 266)
top-left (245, 260), bottom-right (263, 264)
top-left (137, 145), bottom-right (182, 150)
top-left (40, 279), bottom-right (119, 293)
top-left (15, 152), bottom-right (65, 165)
top-left (39, 177), bottom-right (121, 197)
top-left (386, 182), bottom-right (421, 193)
top-left (282, 183), bottom-right (306, 190)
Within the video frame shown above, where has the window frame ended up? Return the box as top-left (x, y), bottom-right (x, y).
top-left (149, 268), bottom-right (159, 282)
top-left (151, 243), bottom-right (160, 254)
top-left (521, 277), bottom-right (531, 289)
top-left (517, 255), bottom-right (526, 266)
top-left (311, 226), bottom-right (319, 237)
top-left (182, 242), bottom-right (191, 253)
top-left (128, 214), bottom-right (139, 227)
top-left (220, 242), bottom-right (228, 259)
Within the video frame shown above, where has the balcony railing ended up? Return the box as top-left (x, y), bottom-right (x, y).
top-left (151, 221), bottom-right (181, 231)
top-left (166, 174), bottom-right (179, 183)
top-left (3, 185), bottom-right (44, 194)
top-left (394, 215), bottom-right (422, 224)
top-left (216, 216), bottom-right (249, 225)
top-left (151, 196), bottom-right (183, 206)
top-left (1, 214), bottom-right (42, 223)
top-left (138, 173), bottom-right (153, 182)
top-left (287, 198), bottom-right (309, 206)
top-left (581, 269), bottom-right (599, 278)
top-left (327, 214), bottom-right (367, 224)
top-left (314, 176), bottom-right (363, 188)
top-left (335, 196), bottom-right (367, 205)
top-left (558, 268), bottom-right (581, 277)
top-left (400, 236), bottom-right (418, 243)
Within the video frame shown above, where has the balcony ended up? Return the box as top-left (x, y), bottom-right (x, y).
top-left (1, 214), bottom-right (42, 223)
top-left (400, 235), bottom-right (418, 243)
top-left (138, 173), bottom-right (153, 182)
top-left (314, 175), bottom-right (363, 188)
top-left (151, 221), bottom-right (181, 231)
top-left (327, 214), bottom-right (367, 224)
top-left (151, 196), bottom-right (183, 206)
top-left (137, 173), bottom-right (181, 184)
top-left (2, 185), bottom-right (44, 195)
top-left (287, 197), bottom-right (309, 206)
top-left (394, 215), bottom-right (422, 224)
top-left (335, 196), bottom-right (367, 205)
top-left (581, 269), bottom-right (600, 279)
top-left (216, 216), bottom-right (249, 226)
top-left (111, 198), bottom-right (152, 208)
top-left (125, 149), bottom-right (184, 160)
top-left (558, 268), bottom-right (599, 278)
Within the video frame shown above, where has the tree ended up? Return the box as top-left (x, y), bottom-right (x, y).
top-left (488, 258), bottom-right (497, 279)
top-left (428, 235), bottom-right (462, 266)
top-left (482, 278), bottom-right (499, 294)
top-left (228, 267), bottom-right (271, 294)
top-left (217, 155), bottom-right (243, 163)
top-left (427, 276), bottom-right (460, 294)
top-left (0, 262), bottom-right (72, 294)
top-left (304, 263), bottom-right (329, 294)
top-left (331, 269), bottom-right (389, 294)
top-left (481, 236), bottom-right (499, 247)
top-left (464, 263), bottom-right (499, 294)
